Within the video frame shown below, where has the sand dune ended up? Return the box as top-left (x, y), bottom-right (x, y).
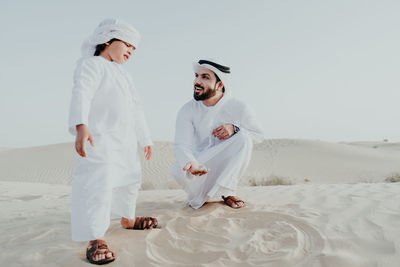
top-left (343, 140), bottom-right (400, 152)
top-left (248, 139), bottom-right (400, 185)
top-left (1, 140), bottom-right (399, 188)
top-left (0, 142), bottom-right (75, 185)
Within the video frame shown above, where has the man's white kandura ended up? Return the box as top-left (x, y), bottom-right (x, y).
top-left (172, 93), bottom-right (264, 209)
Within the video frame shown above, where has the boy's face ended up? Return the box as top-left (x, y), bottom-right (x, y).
top-left (106, 40), bottom-right (135, 64)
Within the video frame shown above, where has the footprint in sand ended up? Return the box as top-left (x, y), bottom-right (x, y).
top-left (146, 204), bottom-right (325, 266)
top-left (15, 195), bottom-right (42, 201)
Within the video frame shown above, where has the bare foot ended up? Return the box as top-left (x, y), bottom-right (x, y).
top-left (86, 239), bottom-right (115, 264)
top-left (222, 195), bottom-right (245, 209)
top-left (121, 216), bottom-right (158, 230)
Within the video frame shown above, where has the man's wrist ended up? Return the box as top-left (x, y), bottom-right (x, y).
top-left (233, 124), bottom-right (240, 134)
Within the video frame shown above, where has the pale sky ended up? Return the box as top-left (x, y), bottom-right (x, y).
top-left (1, 0), bottom-right (399, 148)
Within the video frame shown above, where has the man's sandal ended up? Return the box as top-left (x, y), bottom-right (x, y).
top-left (130, 217), bottom-right (158, 230)
top-left (86, 240), bottom-right (115, 265)
top-left (222, 195), bottom-right (245, 209)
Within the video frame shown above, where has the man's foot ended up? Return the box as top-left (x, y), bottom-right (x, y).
top-left (86, 239), bottom-right (115, 265)
top-left (222, 195), bottom-right (245, 209)
top-left (121, 216), bottom-right (158, 230)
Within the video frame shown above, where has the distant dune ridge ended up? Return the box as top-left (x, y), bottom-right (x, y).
top-left (1, 139), bottom-right (400, 266)
top-left (1, 140), bottom-right (399, 188)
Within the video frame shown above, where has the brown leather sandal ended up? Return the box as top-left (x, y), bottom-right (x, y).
top-left (86, 239), bottom-right (115, 265)
top-left (131, 217), bottom-right (158, 230)
top-left (222, 195), bottom-right (245, 209)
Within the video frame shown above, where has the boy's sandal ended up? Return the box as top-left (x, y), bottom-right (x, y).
top-left (222, 195), bottom-right (245, 209)
top-left (86, 239), bottom-right (115, 265)
top-left (131, 216), bottom-right (158, 230)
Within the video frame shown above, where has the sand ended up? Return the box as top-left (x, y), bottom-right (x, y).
top-left (1, 140), bottom-right (399, 188)
top-left (1, 140), bottom-right (400, 266)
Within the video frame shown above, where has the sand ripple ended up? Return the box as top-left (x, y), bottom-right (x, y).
top-left (146, 204), bottom-right (324, 266)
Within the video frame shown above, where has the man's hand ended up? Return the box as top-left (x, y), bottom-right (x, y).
top-left (144, 146), bottom-right (152, 160)
top-left (183, 161), bottom-right (209, 176)
top-left (75, 124), bottom-right (94, 157)
top-left (212, 124), bottom-right (235, 140)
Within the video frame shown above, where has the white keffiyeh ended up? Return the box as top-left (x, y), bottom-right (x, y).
top-left (81, 18), bottom-right (141, 57)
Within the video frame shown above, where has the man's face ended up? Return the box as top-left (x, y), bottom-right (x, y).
top-left (193, 66), bottom-right (219, 101)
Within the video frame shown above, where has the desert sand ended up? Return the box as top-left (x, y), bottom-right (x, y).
top-left (1, 139), bottom-right (399, 266)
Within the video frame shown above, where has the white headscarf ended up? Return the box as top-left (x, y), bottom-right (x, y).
top-left (81, 18), bottom-right (141, 57)
top-left (193, 58), bottom-right (231, 92)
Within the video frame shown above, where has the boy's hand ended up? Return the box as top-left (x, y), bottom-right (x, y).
top-left (144, 146), bottom-right (152, 160)
top-left (75, 124), bottom-right (94, 157)
top-left (183, 161), bottom-right (209, 176)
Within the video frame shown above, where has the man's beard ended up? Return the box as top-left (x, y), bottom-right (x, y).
top-left (193, 85), bottom-right (217, 101)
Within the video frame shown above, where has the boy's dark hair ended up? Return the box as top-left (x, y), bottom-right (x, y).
top-left (215, 74), bottom-right (225, 93)
top-left (94, 38), bottom-right (121, 56)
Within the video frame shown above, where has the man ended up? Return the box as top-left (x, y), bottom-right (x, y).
top-left (171, 59), bottom-right (264, 209)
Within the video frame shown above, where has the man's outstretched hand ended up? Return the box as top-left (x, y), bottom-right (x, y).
top-left (212, 124), bottom-right (234, 140)
top-left (183, 162), bottom-right (209, 176)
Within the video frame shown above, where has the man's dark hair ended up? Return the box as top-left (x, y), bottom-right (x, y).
top-left (214, 74), bottom-right (225, 93)
top-left (94, 38), bottom-right (121, 56)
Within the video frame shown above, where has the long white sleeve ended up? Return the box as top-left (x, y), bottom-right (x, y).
top-left (133, 92), bottom-right (153, 148)
top-left (173, 104), bottom-right (198, 168)
top-left (68, 57), bottom-right (103, 135)
top-left (238, 104), bottom-right (265, 143)
top-left (224, 99), bottom-right (264, 143)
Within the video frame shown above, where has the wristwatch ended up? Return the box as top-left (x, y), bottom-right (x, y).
top-left (233, 125), bottom-right (240, 134)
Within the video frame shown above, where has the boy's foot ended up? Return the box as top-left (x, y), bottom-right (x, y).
top-left (121, 216), bottom-right (158, 230)
top-left (86, 239), bottom-right (115, 265)
top-left (222, 195), bottom-right (245, 209)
